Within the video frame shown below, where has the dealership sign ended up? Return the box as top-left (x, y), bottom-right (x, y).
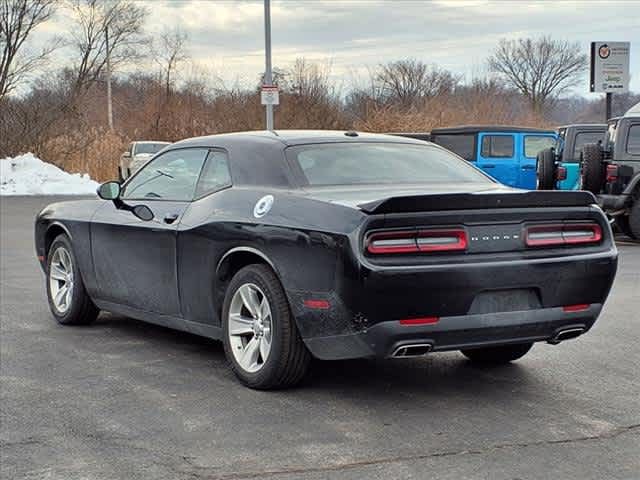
top-left (261, 85), bottom-right (279, 105)
top-left (590, 41), bottom-right (630, 93)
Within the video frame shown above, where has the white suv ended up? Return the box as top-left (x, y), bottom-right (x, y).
top-left (119, 141), bottom-right (170, 180)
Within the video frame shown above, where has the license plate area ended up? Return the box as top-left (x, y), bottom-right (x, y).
top-left (468, 289), bottom-right (541, 315)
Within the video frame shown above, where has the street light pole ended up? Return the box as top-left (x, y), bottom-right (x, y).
top-left (105, 24), bottom-right (114, 131)
top-left (263, 0), bottom-right (274, 131)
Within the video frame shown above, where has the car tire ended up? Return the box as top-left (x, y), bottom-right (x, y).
top-left (460, 343), bottom-right (533, 364)
top-left (580, 144), bottom-right (604, 194)
top-left (46, 234), bottom-right (99, 325)
top-left (627, 200), bottom-right (640, 240)
top-left (615, 216), bottom-right (632, 238)
top-left (536, 148), bottom-right (556, 190)
top-left (222, 264), bottom-right (310, 389)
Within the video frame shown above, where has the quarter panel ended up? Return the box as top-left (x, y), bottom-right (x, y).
top-left (176, 188), bottom-right (364, 325)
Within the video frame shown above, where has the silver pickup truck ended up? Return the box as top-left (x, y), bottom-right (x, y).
top-left (119, 141), bottom-right (170, 180)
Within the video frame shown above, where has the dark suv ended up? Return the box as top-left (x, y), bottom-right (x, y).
top-left (536, 124), bottom-right (606, 190)
top-left (580, 103), bottom-right (640, 238)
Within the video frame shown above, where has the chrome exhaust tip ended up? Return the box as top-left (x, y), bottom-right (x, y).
top-left (548, 327), bottom-right (585, 345)
top-left (391, 343), bottom-right (433, 358)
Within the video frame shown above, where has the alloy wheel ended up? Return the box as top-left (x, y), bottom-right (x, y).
top-left (227, 283), bottom-right (273, 373)
top-left (49, 247), bottom-right (74, 314)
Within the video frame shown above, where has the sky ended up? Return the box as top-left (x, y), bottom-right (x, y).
top-left (32, 0), bottom-right (640, 97)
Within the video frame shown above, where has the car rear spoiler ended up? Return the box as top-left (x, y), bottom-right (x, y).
top-left (358, 191), bottom-right (597, 214)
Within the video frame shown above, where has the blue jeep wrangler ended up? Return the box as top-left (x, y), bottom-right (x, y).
top-left (395, 126), bottom-right (556, 190)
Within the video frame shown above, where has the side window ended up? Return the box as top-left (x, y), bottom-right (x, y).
top-left (524, 136), bottom-right (556, 158)
top-left (573, 131), bottom-right (605, 160)
top-left (195, 150), bottom-right (232, 197)
top-left (481, 135), bottom-right (514, 158)
top-left (122, 148), bottom-right (208, 201)
top-left (432, 134), bottom-right (476, 161)
top-left (627, 125), bottom-right (640, 156)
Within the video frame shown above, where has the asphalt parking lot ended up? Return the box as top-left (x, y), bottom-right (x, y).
top-left (1, 196), bottom-right (639, 480)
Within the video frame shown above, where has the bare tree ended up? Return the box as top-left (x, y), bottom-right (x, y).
top-left (285, 58), bottom-right (334, 100)
top-left (375, 59), bottom-right (460, 107)
top-left (488, 36), bottom-right (588, 112)
top-left (68, 0), bottom-right (147, 94)
top-left (0, 0), bottom-right (57, 99)
top-left (153, 27), bottom-right (189, 97)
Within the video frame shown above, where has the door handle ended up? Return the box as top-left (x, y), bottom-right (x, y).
top-left (163, 213), bottom-right (179, 224)
top-left (483, 164), bottom-right (496, 168)
top-left (521, 165), bottom-right (535, 170)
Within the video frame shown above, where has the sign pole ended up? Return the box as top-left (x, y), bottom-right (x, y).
top-left (264, 0), bottom-right (274, 131)
top-left (606, 92), bottom-right (612, 121)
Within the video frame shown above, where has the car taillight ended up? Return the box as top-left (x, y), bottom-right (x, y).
top-left (556, 166), bottom-right (567, 181)
top-left (606, 164), bottom-right (618, 183)
top-left (366, 228), bottom-right (467, 254)
top-left (525, 223), bottom-right (602, 247)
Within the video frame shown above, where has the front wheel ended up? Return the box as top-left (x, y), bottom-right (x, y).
top-left (627, 200), bottom-right (640, 240)
top-left (46, 234), bottom-right (99, 325)
top-left (222, 264), bottom-right (310, 389)
top-left (461, 343), bottom-right (533, 364)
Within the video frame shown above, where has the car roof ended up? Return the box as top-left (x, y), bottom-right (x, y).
top-left (430, 125), bottom-right (555, 135)
top-left (557, 124), bottom-right (606, 129)
top-left (136, 140), bottom-right (170, 144)
top-left (172, 130), bottom-right (429, 148)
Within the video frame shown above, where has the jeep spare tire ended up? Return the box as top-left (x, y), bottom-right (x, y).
top-left (536, 148), bottom-right (556, 190)
top-left (580, 143), bottom-right (604, 194)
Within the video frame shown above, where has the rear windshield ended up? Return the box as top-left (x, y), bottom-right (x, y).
top-left (287, 143), bottom-right (492, 186)
top-left (135, 143), bottom-right (169, 155)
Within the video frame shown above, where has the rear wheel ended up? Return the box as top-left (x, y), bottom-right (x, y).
top-left (580, 144), bottom-right (605, 194)
top-left (536, 148), bottom-right (556, 190)
top-left (46, 234), bottom-right (99, 325)
top-left (627, 200), bottom-right (640, 239)
top-left (222, 264), bottom-right (310, 389)
top-left (461, 343), bottom-right (533, 364)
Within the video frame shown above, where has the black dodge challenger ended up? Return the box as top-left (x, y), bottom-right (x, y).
top-left (35, 130), bottom-right (618, 389)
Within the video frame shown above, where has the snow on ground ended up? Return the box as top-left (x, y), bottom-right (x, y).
top-left (0, 153), bottom-right (98, 195)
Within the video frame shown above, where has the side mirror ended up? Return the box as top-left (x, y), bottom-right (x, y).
top-left (132, 205), bottom-right (154, 221)
top-left (97, 181), bottom-right (153, 221)
top-left (97, 181), bottom-right (121, 200)
top-left (122, 151), bottom-right (131, 158)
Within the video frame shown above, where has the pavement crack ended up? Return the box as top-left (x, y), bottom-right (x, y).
top-left (208, 424), bottom-right (640, 480)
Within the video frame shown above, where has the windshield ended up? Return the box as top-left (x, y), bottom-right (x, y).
top-left (135, 143), bottom-right (169, 155)
top-left (288, 143), bottom-right (493, 186)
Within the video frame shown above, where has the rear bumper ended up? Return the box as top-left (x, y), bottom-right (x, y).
top-left (304, 304), bottom-right (602, 360)
top-left (598, 194), bottom-right (630, 211)
top-left (290, 246), bottom-right (617, 360)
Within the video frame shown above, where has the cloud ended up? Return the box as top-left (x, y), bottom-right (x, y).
top-left (25, 0), bottom-right (640, 94)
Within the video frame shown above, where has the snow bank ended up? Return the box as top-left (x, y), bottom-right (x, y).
top-left (0, 153), bottom-right (99, 196)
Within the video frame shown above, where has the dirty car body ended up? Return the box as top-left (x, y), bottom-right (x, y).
top-left (36, 131), bottom-right (618, 363)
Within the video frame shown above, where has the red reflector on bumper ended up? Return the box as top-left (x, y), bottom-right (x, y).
top-left (303, 299), bottom-right (330, 310)
top-left (563, 304), bottom-right (590, 312)
top-left (399, 316), bottom-right (440, 326)
top-left (37, 255), bottom-right (45, 261)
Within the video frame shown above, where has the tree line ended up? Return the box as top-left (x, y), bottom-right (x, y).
top-left (1, 0), bottom-right (638, 181)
